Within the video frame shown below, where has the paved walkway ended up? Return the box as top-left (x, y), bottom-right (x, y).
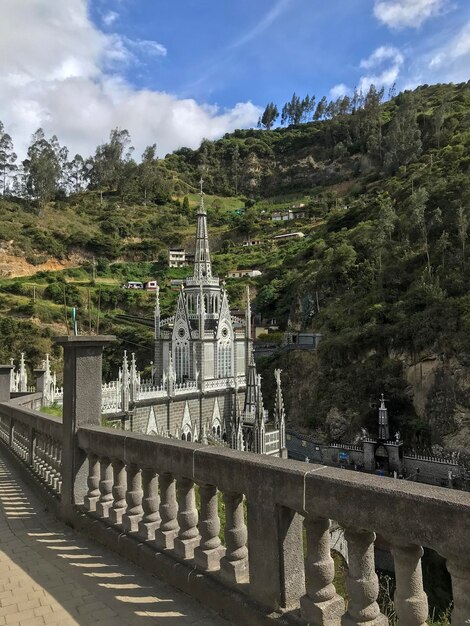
top-left (0, 449), bottom-right (228, 626)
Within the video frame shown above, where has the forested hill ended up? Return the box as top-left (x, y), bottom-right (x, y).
top-left (1, 81), bottom-right (470, 452)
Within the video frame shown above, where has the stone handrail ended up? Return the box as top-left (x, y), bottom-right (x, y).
top-left (1, 344), bottom-right (469, 625)
top-left (0, 401), bottom-right (62, 498)
top-left (75, 424), bottom-right (470, 624)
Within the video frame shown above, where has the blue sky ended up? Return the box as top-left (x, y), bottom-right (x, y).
top-left (1, 0), bottom-right (469, 159)
top-left (91, 0), bottom-right (470, 107)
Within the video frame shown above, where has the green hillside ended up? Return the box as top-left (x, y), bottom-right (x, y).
top-left (2, 81), bottom-right (470, 453)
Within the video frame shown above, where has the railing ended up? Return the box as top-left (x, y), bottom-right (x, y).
top-left (75, 425), bottom-right (470, 625)
top-left (1, 342), bottom-right (469, 626)
top-left (0, 402), bottom-right (62, 498)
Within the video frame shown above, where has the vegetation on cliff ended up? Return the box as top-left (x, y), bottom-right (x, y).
top-left (1, 81), bottom-right (470, 451)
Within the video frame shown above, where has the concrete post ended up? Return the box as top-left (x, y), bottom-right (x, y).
top-left (246, 501), bottom-right (305, 611)
top-left (34, 368), bottom-right (46, 395)
top-left (0, 364), bottom-right (13, 402)
top-left (54, 335), bottom-right (115, 522)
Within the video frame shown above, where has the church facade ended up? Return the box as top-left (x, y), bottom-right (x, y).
top-left (129, 183), bottom-right (286, 457)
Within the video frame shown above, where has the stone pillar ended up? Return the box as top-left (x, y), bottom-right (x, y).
top-left (155, 473), bottom-right (179, 550)
top-left (220, 491), bottom-right (249, 585)
top-left (342, 529), bottom-right (387, 625)
top-left (174, 477), bottom-right (200, 560)
top-left (122, 463), bottom-right (143, 532)
top-left (246, 501), bottom-right (305, 610)
top-left (54, 335), bottom-right (115, 522)
top-left (0, 365), bottom-right (13, 403)
top-left (34, 368), bottom-right (46, 395)
top-left (391, 544), bottom-right (428, 626)
top-left (445, 559), bottom-right (470, 626)
top-left (300, 516), bottom-right (345, 626)
top-left (84, 452), bottom-right (100, 512)
top-left (138, 468), bottom-right (160, 541)
top-left (109, 459), bottom-right (127, 525)
top-left (96, 457), bottom-right (113, 518)
top-left (194, 483), bottom-right (224, 572)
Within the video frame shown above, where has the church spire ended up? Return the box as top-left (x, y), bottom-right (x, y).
top-left (243, 349), bottom-right (257, 417)
top-left (193, 178), bottom-right (212, 281)
top-left (154, 285), bottom-right (160, 341)
top-left (378, 393), bottom-right (389, 441)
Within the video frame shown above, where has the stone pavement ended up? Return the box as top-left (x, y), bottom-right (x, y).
top-left (0, 449), bottom-right (228, 626)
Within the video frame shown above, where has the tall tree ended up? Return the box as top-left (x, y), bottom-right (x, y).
top-left (65, 154), bottom-right (86, 194)
top-left (90, 128), bottom-right (134, 191)
top-left (384, 94), bottom-right (422, 173)
top-left (22, 129), bottom-right (62, 207)
top-left (456, 204), bottom-right (468, 264)
top-left (140, 144), bottom-right (160, 205)
top-left (313, 96), bottom-right (328, 121)
top-left (375, 192), bottom-right (397, 272)
top-left (0, 122), bottom-right (17, 195)
top-left (231, 144), bottom-right (240, 195)
top-left (409, 188), bottom-right (441, 276)
top-left (281, 93), bottom-right (302, 125)
top-left (257, 102), bottom-right (279, 130)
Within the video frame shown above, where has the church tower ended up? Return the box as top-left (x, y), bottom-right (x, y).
top-left (154, 180), bottom-right (248, 387)
top-left (378, 393), bottom-right (389, 441)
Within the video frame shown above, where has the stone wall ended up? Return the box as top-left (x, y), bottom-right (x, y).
top-left (131, 389), bottom-right (246, 438)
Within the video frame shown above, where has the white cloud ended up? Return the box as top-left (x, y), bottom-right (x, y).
top-left (124, 37), bottom-right (167, 58)
top-left (229, 0), bottom-right (291, 49)
top-left (401, 19), bottom-right (470, 87)
top-left (358, 45), bottom-right (404, 91)
top-left (102, 10), bottom-right (119, 27)
top-left (329, 83), bottom-right (350, 99)
top-left (374, 0), bottom-right (448, 30)
top-left (0, 0), bottom-right (260, 160)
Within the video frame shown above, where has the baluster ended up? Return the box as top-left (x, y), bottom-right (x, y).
top-left (51, 442), bottom-right (61, 492)
top-left (155, 472), bottom-right (179, 550)
top-left (56, 446), bottom-right (62, 493)
top-left (391, 544), bottom-right (428, 626)
top-left (300, 516), bottom-right (345, 625)
top-left (174, 477), bottom-right (200, 560)
top-left (47, 440), bottom-right (57, 487)
top-left (446, 559), bottom-right (470, 626)
top-left (109, 459), bottom-right (127, 525)
top-left (194, 483), bottom-right (223, 571)
top-left (138, 467), bottom-right (160, 540)
top-left (122, 463), bottom-right (143, 532)
top-left (28, 429), bottom-right (36, 469)
top-left (41, 437), bottom-right (50, 480)
top-left (34, 436), bottom-right (43, 474)
top-left (220, 491), bottom-right (249, 584)
top-left (343, 529), bottom-right (387, 625)
top-left (96, 457), bottom-right (114, 518)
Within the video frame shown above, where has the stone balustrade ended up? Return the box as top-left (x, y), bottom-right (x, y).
top-left (75, 424), bottom-right (470, 625)
top-left (0, 401), bottom-right (62, 498)
top-left (0, 344), bottom-right (469, 625)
